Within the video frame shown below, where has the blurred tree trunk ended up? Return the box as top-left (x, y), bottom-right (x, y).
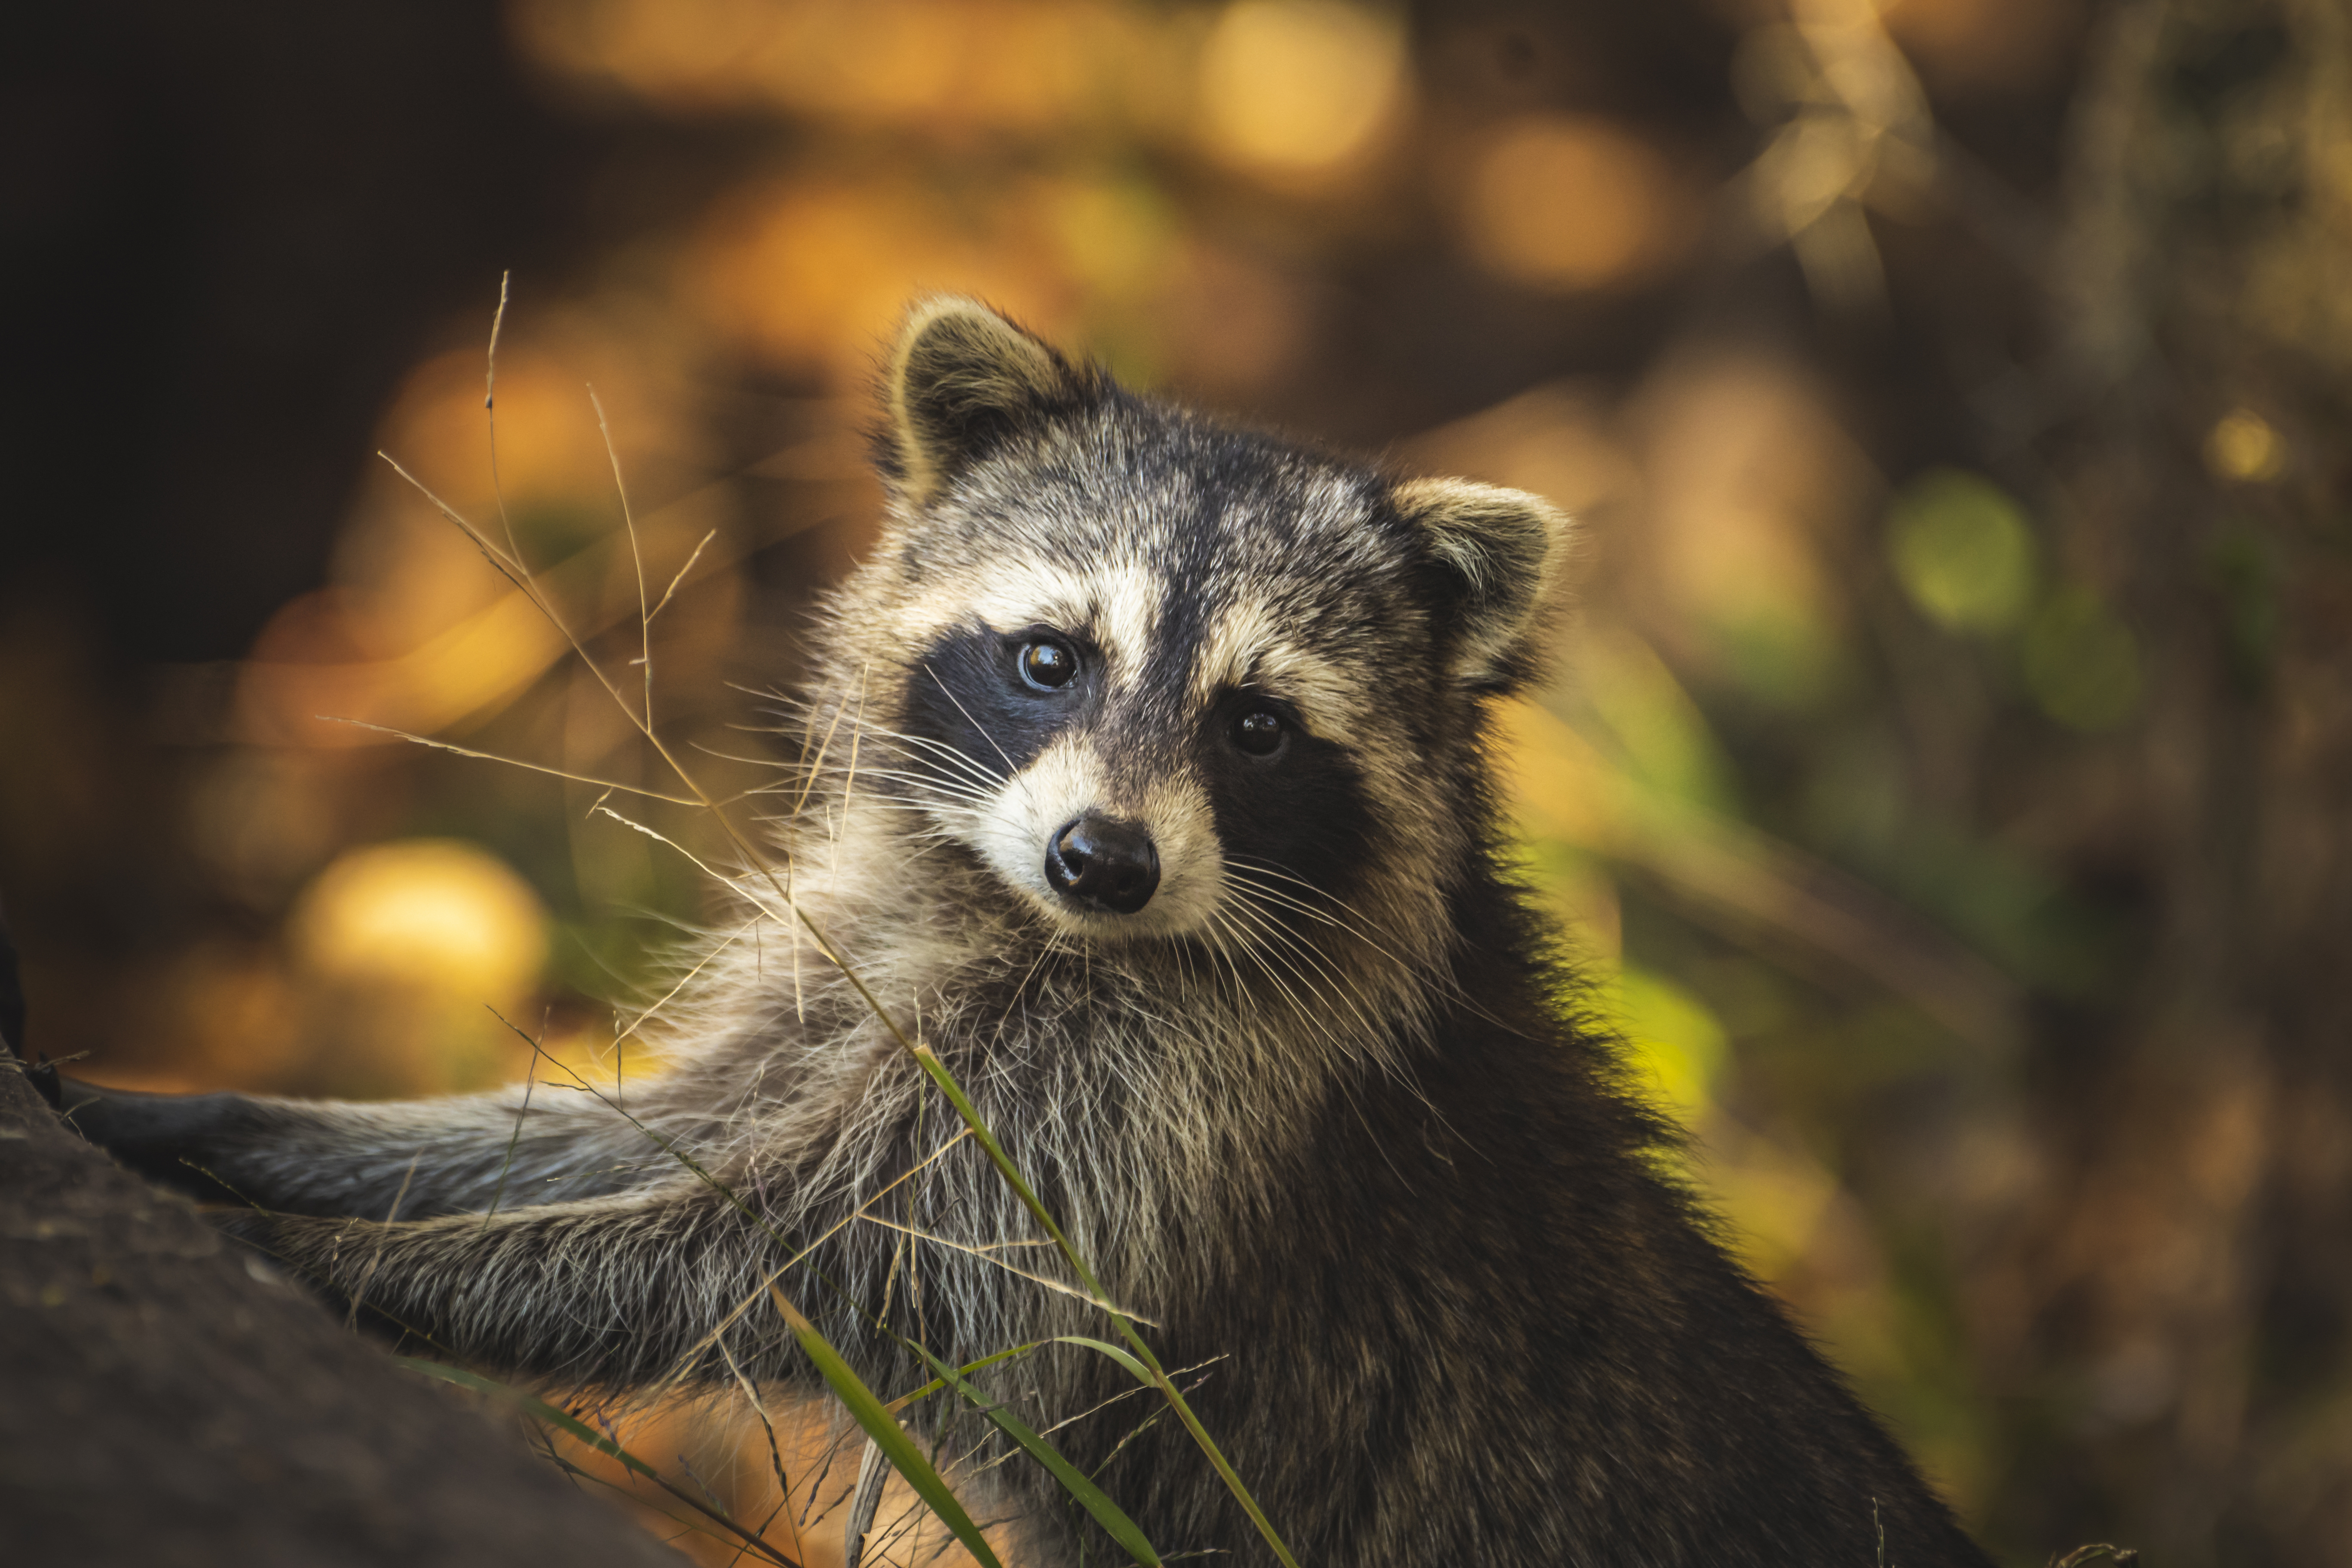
top-left (0, 1049), bottom-right (686, 1566)
top-left (1984, 0), bottom-right (2352, 1558)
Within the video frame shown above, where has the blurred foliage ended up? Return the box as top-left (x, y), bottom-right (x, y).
top-left (5, 0), bottom-right (2352, 1564)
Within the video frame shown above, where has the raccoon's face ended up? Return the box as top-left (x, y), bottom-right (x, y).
top-left (885, 475), bottom-right (1397, 946)
top-left (830, 299), bottom-right (1568, 967)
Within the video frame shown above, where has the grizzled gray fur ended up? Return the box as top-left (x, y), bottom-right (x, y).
top-left (64, 300), bottom-right (1992, 1567)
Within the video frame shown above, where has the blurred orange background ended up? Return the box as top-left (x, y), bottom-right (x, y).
top-left (7, 1), bottom-right (2350, 1564)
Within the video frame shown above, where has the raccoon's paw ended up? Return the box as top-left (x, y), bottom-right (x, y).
top-left (47, 1079), bottom-right (258, 1206)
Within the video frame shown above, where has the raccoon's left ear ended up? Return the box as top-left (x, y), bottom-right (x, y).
top-left (1391, 477), bottom-right (1574, 692)
top-left (881, 297), bottom-right (1095, 507)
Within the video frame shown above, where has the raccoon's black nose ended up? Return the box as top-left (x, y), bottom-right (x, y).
top-left (1045, 815), bottom-right (1160, 915)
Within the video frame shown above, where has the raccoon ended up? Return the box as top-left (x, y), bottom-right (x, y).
top-left (60, 300), bottom-right (1992, 1567)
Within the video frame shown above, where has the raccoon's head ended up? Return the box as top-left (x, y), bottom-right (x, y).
top-left (818, 299), bottom-right (1569, 993)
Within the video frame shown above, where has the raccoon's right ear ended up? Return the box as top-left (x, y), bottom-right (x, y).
top-left (1392, 477), bottom-right (1574, 692)
top-left (880, 297), bottom-right (1094, 507)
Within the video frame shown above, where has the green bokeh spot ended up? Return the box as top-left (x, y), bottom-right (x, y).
top-left (2021, 587), bottom-right (2142, 732)
top-left (1886, 469), bottom-right (2037, 634)
top-left (1712, 605), bottom-right (1844, 711)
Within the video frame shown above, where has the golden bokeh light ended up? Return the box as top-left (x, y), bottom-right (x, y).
top-left (223, 316), bottom-right (736, 753)
top-left (1404, 380), bottom-right (1636, 522)
top-left (1636, 353), bottom-right (1864, 703)
top-left (696, 177), bottom-right (1066, 381)
top-left (2205, 407), bottom-right (2286, 483)
top-left (508, 0), bottom-right (830, 113)
top-left (291, 838), bottom-right (550, 1002)
top-left (1194, 0), bottom-right (1409, 178)
top-left (1878, 0), bottom-right (2082, 92)
top-left (233, 586), bottom-right (573, 749)
top-left (380, 348), bottom-right (617, 512)
top-left (1461, 116), bottom-right (1687, 294)
top-left (511, 0), bottom-right (1176, 141)
top-left (371, 330), bottom-right (702, 532)
top-left (280, 839), bottom-right (556, 1093)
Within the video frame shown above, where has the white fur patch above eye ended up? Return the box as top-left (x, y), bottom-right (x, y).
top-left (895, 557), bottom-right (1161, 692)
top-left (1188, 597), bottom-right (1360, 744)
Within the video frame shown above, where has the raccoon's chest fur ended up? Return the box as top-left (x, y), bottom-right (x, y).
top-left (708, 851), bottom-right (1386, 1297)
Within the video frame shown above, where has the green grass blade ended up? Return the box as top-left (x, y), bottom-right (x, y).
top-left (911, 1341), bottom-right (1162, 1566)
top-left (906, 1047), bottom-right (1119, 1313)
top-left (906, 1041), bottom-right (1307, 1568)
top-left (395, 1356), bottom-right (661, 1480)
top-left (769, 1286), bottom-right (1005, 1568)
top-left (1053, 1335), bottom-right (1157, 1388)
top-left (1054, 1338), bottom-right (1300, 1568)
top-left (885, 1341), bottom-right (1041, 1412)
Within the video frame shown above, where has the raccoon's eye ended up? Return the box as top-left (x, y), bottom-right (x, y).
top-left (1231, 707), bottom-right (1285, 756)
top-left (1019, 639), bottom-right (1079, 691)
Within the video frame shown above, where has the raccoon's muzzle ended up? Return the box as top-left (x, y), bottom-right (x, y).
top-left (1044, 813), bottom-right (1160, 914)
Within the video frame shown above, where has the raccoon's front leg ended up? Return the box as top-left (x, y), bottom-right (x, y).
top-left (231, 1181), bottom-right (796, 1389)
top-left (58, 1078), bottom-right (684, 1220)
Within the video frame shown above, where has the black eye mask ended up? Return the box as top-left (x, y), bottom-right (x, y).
top-left (900, 620), bottom-right (1100, 791)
